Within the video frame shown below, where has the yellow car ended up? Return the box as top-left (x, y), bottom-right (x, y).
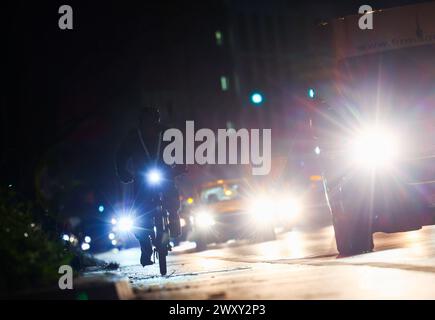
top-left (190, 179), bottom-right (276, 250)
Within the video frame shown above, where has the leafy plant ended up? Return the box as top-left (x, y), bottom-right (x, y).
top-left (0, 188), bottom-right (73, 295)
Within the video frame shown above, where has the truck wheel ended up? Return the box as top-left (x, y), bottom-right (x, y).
top-left (332, 204), bottom-right (374, 256)
top-left (324, 175), bottom-right (374, 256)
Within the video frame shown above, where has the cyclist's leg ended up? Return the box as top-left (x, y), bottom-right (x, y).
top-left (133, 181), bottom-right (154, 266)
top-left (133, 211), bottom-right (154, 266)
top-left (164, 182), bottom-right (181, 237)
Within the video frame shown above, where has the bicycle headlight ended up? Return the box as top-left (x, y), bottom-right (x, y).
top-left (146, 168), bottom-right (163, 185)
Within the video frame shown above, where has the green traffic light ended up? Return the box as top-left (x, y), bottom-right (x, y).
top-left (308, 88), bottom-right (316, 99)
top-left (250, 92), bottom-right (264, 105)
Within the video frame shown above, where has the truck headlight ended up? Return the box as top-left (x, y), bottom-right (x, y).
top-left (349, 126), bottom-right (400, 169)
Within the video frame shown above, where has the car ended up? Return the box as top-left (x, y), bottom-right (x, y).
top-left (172, 195), bottom-right (195, 246)
top-left (189, 179), bottom-right (276, 250)
top-left (278, 148), bottom-right (332, 230)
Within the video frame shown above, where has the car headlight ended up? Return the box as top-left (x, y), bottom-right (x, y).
top-left (118, 216), bottom-right (134, 232)
top-left (250, 196), bottom-right (274, 222)
top-left (277, 196), bottom-right (302, 218)
top-left (195, 211), bottom-right (215, 228)
top-left (349, 126), bottom-right (400, 169)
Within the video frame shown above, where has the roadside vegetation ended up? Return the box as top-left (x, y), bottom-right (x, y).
top-left (0, 187), bottom-right (73, 295)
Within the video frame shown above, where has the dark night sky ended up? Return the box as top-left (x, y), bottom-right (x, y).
top-left (2, 0), bottom-right (431, 211)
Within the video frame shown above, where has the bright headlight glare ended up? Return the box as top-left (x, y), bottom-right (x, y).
top-left (195, 211), bottom-right (215, 228)
top-left (278, 197), bottom-right (302, 217)
top-left (349, 126), bottom-right (400, 169)
top-left (118, 216), bottom-right (134, 232)
top-left (147, 169), bottom-right (163, 185)
top-left (250, 197), bottom-right (274, 222)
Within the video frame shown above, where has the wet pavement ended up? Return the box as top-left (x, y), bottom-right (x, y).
top-left (94, 224), bottom-right (435, 299)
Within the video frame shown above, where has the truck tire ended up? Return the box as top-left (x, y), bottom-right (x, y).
top-left (323, 174), bottom-right (374, 256)
top-left (332, 200), bottom-right (374, 256)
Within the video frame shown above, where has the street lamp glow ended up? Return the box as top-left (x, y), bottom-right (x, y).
top-left (98, 205), bottom-right (105, 213)
top-left (62, 234), bottom-right (70, 242)
top-left (108, 233), bottom-right (115, 240)
top-left (84, 236), bottom-right (91, 243)
top-left (81, 243), bottom-right (90, 251)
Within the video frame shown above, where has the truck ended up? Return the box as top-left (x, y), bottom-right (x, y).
top-left (311, 1), bottom-right (435, 255)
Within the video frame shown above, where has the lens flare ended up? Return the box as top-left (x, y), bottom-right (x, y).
top-left (349, 126), bottom-right (400, 169)
top-left (147, 169), bottom-right (163, 185)
top-left (118, 216), bottom-right (134, 232)
top-left (195, 211), bottom-right (215, 228)
top-left (250, 197), bottom-right (274, 222)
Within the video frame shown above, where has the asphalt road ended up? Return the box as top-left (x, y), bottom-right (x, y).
top-left (94, 224), bottom-right (435, 299)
